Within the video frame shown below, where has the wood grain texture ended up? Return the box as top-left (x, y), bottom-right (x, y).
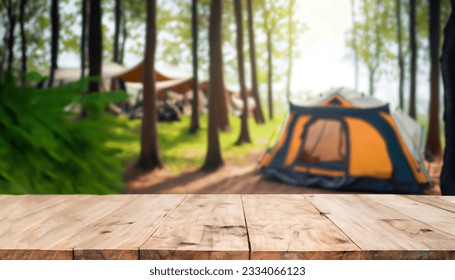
top-left (307, 195), bottom-right (455, 259)
top-left (439, 196), bottom-right (455, 204)
top-left (140, 194), bottom-right (249, 260)
top-left (0, 195), bottom-right (91, 259)
top-left (372, 195), bottom-right (455, 236)
top-left (243, 195), bottom-right (361, 260)
top-left (0, 195), bottom-right (132, 259)
top-left (74, 195), bottom-right (185, 260)
top-left (409, 195), bottom-right (455, 213)
top-left (0, 194), bottom-right (454, 260)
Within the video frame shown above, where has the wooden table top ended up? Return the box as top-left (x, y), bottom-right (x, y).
top-left (0, 194), bottom-right (454, 260)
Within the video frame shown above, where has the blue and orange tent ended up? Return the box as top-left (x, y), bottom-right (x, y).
top-left (261, 91), bottom-right (430, 194)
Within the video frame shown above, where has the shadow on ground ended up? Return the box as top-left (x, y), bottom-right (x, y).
top-left (124, 150), bottom-right (442, 195)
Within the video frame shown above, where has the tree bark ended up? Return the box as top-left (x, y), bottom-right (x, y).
top-left (88, 0), bottom-right (102, 93)
top-left (80, 0), bottom-right (87, 79)
top-left (139, 0), bottom-right (162, 170)
top-left (368, 67), bottom-right (376, 96)
top-left (409, 0), bottom-right (417, 119)
top-left (425, 0), bottom-right (442, 160)
top-left (351, 0), bottom-right (359, 91)
top-left (48, 0), bottom-right (59, 88)
top-left (267, 30), bottom-right (273, 120)
top-left (285, 0), bottom-right (296, 102)
top-left (234, 0), bottom-right (251, 145)
top-left (0, 30), bottom-right (6, 79)
top-left (247, 0), bottom-right (265, 124)
top-left (396, 0), bottom-right (404, 110)
top-left (6, 0), bottom-right (17, 73)
top-left (120, 15), bottom-right (127, 64)
top-left (189, 0), bottom-right (200, 134)
top-left (440, 0), bottom-right (455, 195)
top-left (113, 0), bottom-right (121, 63)
top-left (203, 0), bottom-right (224, 171)
top-left (19, 0), bottom-right (28, 86)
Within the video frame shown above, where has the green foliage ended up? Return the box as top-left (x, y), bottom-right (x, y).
top-left (347, 0), bottom-right (396, 95)
top-left (0, 74), bottom-right (131, 194)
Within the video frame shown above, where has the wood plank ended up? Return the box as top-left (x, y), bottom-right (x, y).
top-left (307, 195), bottom-right (455, 259)
top-left (407, 195), bottom-right (455, 213)
top-left (242, 195), bottom-right (360, 260)
top-left (372, 195), bottom-right (455, 236)
top-left (140, 194), bottom-right (248, 260)
top-left (0, 196), bottom-right (91, 259)
top-left (439, 196), bottom-right (455, 204)
top-left (73, 195), bottom-right (185, 260)
top-left (0, 195), bottom-right (76, 249)
top-left (0, 195), bottom-right (134, 259)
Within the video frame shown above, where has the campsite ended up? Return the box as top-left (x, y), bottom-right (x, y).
top-left (0, 0), bottom-right (455, 261)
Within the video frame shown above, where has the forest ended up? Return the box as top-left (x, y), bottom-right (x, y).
top-left (0, 0), bottom-right (454, 195)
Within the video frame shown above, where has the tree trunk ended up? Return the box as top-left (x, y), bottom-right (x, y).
top-left (19, 0), bottom-right (28, 86)
top-left (6, 0), bottom-right (17, 73)
top-left (215, 86), bottom-right (230, 132)
top-left (426, 0), bottom-right (442, 160)
top-left (234, 0), bottom-right (251, 145)
top-left (351, 0), bottom-right (359, 90)
top-left (440, 0), bottom-right (455, 195)
top-left (88, 0), bottom-right (102, 93)
top-left (189, 0), bottom-right (200, 134)
top-left (48, 0), bottom-right (59, 88)
top-left (139, 0), bottom-right (162, 170)
top-left (247, 0), bottom-right (265, 124)
top-left (396, 0), bottom-right (404, 110)
top-left (0, 31), bottom-right (6, 79)
top-left (368, 67), bottom-right (375, 96)
top-left (409, 0), bottom-right (417, 119)
top-left (120, 15), bottom-right (127, 64)
top-left (80, 0), bottom-right (87, 79)
top-left (285, 0), bottom-right (296, 102)
top-left (267, 30), bottom-right (273, 120)
top-left (203, 0), bottom-right (224, 171)
top-left (113, 0), bottom-right (121, 63)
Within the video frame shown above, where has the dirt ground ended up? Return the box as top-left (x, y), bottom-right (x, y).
top-left (124, 150), bottom-right (442, 195)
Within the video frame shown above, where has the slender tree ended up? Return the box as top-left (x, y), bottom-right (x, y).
top-left (203, 0), bottom-right (224, 170)
top-left (263, 1), bottom-right (277, 119)
top-left (409, 0), bottom-right (417, 119)
top-left (369, 0), bottom-right (382, 96)
top-left (6, 0), bottom-right (17, 73)
top-left (396, 0), bottom-right (404, 110)
top-left (139, 0), bottom-right (162, 170)
top-left (88, 0), bottom-right (102, 93)
top-left (113, 0), bottom-right (121, 63)
top-left (48, 0), bottom-right (59, 87)
top-left (80, 0), bottom-right (88, 79)
top-left (285, 0), bottom-right (296, 102)
top-left (351, 0), bottom-right (359, 90)
top-left (214, 4), bottom-right (230, 132)
top-left (349, 0), bottom-right (391, 97)
top-left (247, 0), bottom-right (265, 124)
top-left (119, 15), bottom-right (127, 64)
top-left (266, 29), bottom-right (273, 119)
top-left (189, 0), bottom-right (200, 133)
top-left (234, 0), bottom-right (251, 145)
top-left (19, 0), bottom-right (28, 85)
top-left (425, 0), bottom-right (442, 160)
top-left (440, 0), bottom-right (455, 195)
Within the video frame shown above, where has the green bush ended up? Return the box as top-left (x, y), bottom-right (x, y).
top-left (0, 74), bottom-right (131, 194)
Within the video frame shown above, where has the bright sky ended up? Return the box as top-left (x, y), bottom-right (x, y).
top-left (292, 0), bottom-right (430, 112)
top-left (292, 0), bottom-right (353, 95)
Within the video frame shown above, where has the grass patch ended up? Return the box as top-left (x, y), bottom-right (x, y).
top-left (111, 113), bottom-right (286, 172)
